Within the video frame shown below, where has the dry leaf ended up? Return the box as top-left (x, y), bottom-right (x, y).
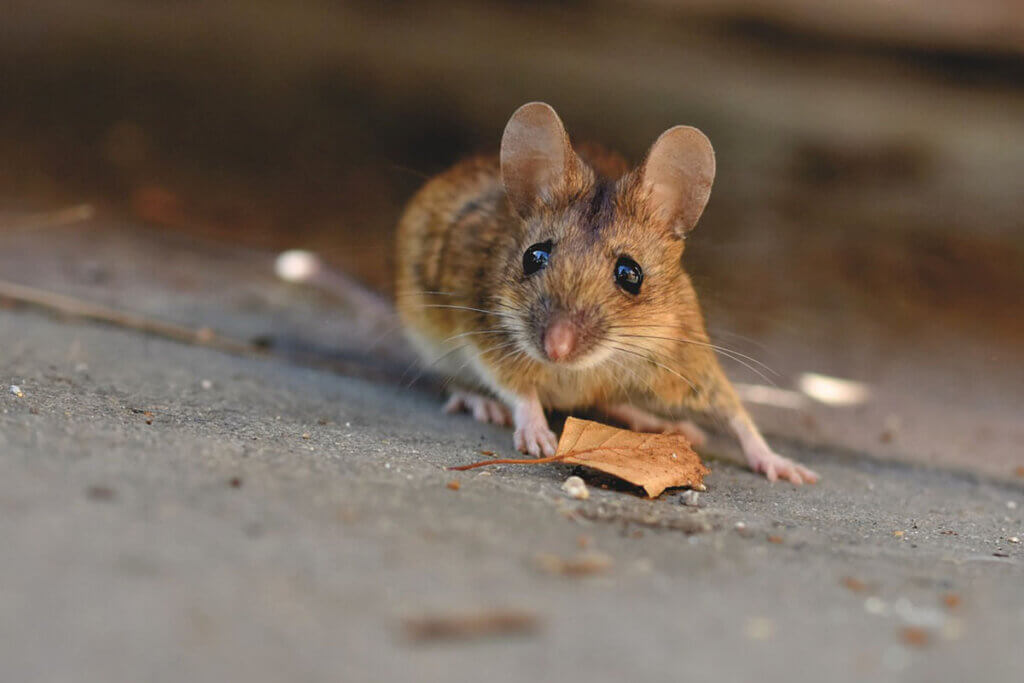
top-left (449, 417), bottom-right (709, 498)
top-left (556, 418), bottom-right (708, 498)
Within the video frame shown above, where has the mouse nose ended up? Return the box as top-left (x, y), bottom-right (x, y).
top-left (543, 316), bottom-right (577, 362)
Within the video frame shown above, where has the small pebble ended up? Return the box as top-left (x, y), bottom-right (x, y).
top-left (561, 475), bottom-right (589, 500)
top-left (1007, 501), bottom-right (1018, 510)
top-left (1008, 537), bottom-right (1020, 544)
top-left (744, 617), bottom-right (775, 640)
top-left (864, 596), bottom-right (889, 616)
top-left (679, 490), bottom-right (700, 507)
top-left (9, 385), bottom-right (23, 398)
top-left (200, 379), bottom-right (213, 390)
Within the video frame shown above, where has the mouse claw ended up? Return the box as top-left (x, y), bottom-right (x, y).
top-left (514, 423), bottom-right (558, 457)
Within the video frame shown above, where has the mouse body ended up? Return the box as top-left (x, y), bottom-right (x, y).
top-left (395, 102), bottom-right (816, 484)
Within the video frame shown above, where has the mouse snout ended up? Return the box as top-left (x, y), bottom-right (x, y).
top-left (543, 316), bottom-right (577, 362)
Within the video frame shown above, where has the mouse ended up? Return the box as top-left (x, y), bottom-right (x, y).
top-left (392, 102), bottom-right (816, 484)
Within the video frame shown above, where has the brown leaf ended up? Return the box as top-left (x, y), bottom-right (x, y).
top-left (556, 418), bottom-right (709, 498)
top-left (449, 417), bottom-right (708, 498)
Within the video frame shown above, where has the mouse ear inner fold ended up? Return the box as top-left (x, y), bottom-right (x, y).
top-left (640, 126), bottom-right (716, 236)
top-left (501, 102), bottom-right (581, 218)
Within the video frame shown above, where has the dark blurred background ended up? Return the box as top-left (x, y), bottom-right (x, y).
top-left (1, 1), bottom-right (1022, 468)
top-left (2, 0), bottom-right (1021, 315)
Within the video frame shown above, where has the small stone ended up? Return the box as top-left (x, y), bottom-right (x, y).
top-left (446, 480), bottom-right (461, 491)
top-left (200, 379), bottom-right (213, 390)
top-left (744, 617), bottom-right (775, 640)
top-left (1008, 537), bottom-right (1020, 544)
top-left (302, 432), bottom-right (311, 440)
top-left (561, 475), bottom-right (589, 500)
top-left (1007, 501), bottom-right (1018, 510)
top-left (864, 596), bottom-right (889, 615)
top-left (679, 490), bottom-right (700, 507)
top-left (9, 385), bottom-right (23, 398)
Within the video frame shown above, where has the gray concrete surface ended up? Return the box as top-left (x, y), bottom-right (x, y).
top-left (1, 222), bottom-right (1023, 682)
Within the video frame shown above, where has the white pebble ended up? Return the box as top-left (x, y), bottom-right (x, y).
top-left (200, 379), bottom-right (213, 390)
top-left (1008, 501), bottom-right (1018, 510)
top-left (1008, 537), bottom-right (1020, 544)
top-left (561, 475), bottom-right (589, 500)
top-left (9, 385), bottom-right (23, 397)
top-left (680, 490), bottom-right (700, 507)
top-left (275, 250), bottom-right (321, 283)
top-left (864, 596), bottom-right (889, 616)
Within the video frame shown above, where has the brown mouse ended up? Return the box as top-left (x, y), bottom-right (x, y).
top-left (394, 102), bottom-right (817, 484)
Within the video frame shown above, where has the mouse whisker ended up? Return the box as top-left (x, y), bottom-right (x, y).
top-left (601, 354), bottom-right (648, 402)
top-left (622, 331), bottom-right (775, 374)
top-left (395, 290), bottom-right (457, 297)
top-left (415, 304), bottom-right (517, 320)
top-left (438, 329), bottom-right (507, 345)
top-left (604, 342), bottom-right (697, 392)
top-left (402, 342), bottom-right (472, 388)
top-left (607, 326), bottom-right (777, 380)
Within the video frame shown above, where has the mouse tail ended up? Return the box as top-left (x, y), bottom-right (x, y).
top-left (274, 249), bottom-right (398, 332)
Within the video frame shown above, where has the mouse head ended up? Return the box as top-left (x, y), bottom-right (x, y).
top-left (496, 102), bottom-right (715, 370)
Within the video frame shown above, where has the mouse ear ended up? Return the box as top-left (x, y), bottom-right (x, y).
top-left (639, 126), bottom-right (715, 236)
top-left (501, 102), bottom-right (581, 217)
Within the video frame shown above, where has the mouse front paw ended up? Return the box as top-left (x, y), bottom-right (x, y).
top-left (513, 420), bottom-right (558, 457)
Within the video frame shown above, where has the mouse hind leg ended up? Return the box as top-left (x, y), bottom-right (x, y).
top-left (599, 403), bottom-right (707, 446)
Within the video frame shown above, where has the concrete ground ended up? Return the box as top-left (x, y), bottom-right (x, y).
top-left (1, 218), bottom-right (1022, 682)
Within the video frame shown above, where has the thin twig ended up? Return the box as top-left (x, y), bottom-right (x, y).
top-left (0, 278), bottom-right (422, 386)
top-left (0, 278), bottom-right (261, 356)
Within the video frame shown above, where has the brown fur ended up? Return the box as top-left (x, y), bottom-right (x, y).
top-left (395, 145), bottom-right (744, 424)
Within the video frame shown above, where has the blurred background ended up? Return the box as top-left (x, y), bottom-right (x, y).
top-left (1, 0), bottom-right (1022, 474)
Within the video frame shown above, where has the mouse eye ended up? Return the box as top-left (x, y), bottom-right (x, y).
top-left (523, 241), bottom-right (552, 276)
top-left (614, 256), bottom-right (643, 295)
